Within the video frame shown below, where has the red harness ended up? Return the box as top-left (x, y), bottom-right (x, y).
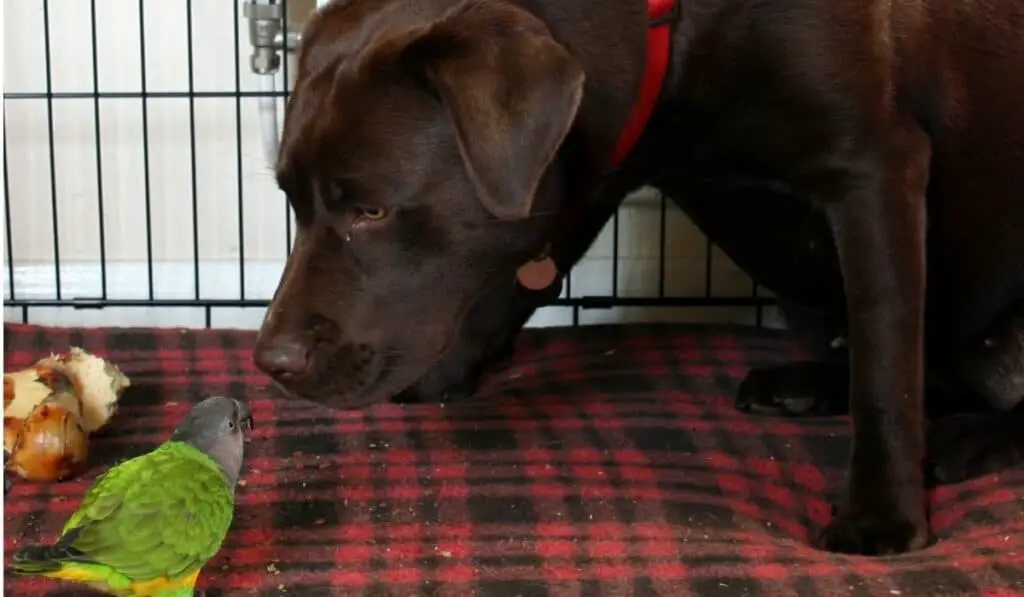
top-left (516, 0), bottom-right (679, 291)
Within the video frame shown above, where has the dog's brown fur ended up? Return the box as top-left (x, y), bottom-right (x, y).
top-left (254, 0), bottom-right (1024, 555)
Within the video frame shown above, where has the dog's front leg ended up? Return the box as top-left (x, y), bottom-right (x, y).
top-left (816, 127), bottom-right (931, 555)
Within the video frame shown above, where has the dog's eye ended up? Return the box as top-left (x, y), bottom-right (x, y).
top-left (355, 206), bottom-right (390, 221)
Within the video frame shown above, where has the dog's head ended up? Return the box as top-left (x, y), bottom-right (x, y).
top-left (253, 0), bottom-right (585, 408)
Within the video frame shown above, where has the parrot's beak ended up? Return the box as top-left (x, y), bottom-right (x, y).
top-left (234, 399), bottom-right (255, 431)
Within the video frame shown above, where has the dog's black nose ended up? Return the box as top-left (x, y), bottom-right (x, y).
top-left (253, 338), bottom-right (310, 379)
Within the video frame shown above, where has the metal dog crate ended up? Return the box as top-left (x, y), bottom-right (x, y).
top-left (2, 0), bottom-right (777, 331)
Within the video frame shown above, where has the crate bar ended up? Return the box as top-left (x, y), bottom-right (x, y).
top-left (187, 0), bottom-right (202, 300)
top-left (3, 125), bottom-right (13, 301)
top-left (138, 0), bottom-right (156, 299)
top-left (282, 0), bottom-right (293, 254)
top-left (234, 0), bottom-right (247, 300)
top-left (9, 299), bottom-right (274, 309)
top-left (86, 0), bottom-right (110, 299)
top-left (611, 210), bottom-right (620, 298)
top-left (3, 91), bottom-right (288, 100)
top-left (568, 295), bottom-right (775, 309)
top-left (5, 296), bottom-right (776, 310)
top-left (658, 191), bottom-right (668, 297)
top-left (42, 0), bottom-right (63, 300)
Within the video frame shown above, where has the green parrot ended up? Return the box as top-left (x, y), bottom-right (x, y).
top-left (9, 395), bottom-right (254, 597)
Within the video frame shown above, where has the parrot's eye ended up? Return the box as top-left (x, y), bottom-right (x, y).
top-left (227, 421), bottom-right (236, 430)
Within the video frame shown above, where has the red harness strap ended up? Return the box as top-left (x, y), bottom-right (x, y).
top-left (608, 0), bottom-right (679, 167)
top-left (516, 0), bottom-right (679, 291)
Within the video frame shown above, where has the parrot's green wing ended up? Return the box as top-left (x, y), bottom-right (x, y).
top-left (58, 441), bottom-right (236, 583)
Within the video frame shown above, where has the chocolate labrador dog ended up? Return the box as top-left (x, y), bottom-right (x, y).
top-left (254, 0), bottom-right (1024, 556)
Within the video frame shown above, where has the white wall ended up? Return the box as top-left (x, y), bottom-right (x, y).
top-left (2, 0), bottom-right (782, 331)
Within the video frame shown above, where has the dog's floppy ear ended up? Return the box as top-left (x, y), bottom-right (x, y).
top-left (407, 3), bottom-right (585, 220)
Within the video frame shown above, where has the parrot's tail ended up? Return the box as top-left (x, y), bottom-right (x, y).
top-left (9, 543), bottom-right (75, 575)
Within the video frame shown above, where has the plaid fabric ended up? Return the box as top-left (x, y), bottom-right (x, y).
top-left (3, 322), bottom-right (1022, 597)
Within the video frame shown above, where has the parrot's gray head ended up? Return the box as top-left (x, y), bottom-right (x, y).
top-left (170, 395), bottom-right (254, 487)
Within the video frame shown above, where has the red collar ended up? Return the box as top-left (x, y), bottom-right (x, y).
top-left (608, 0), bottom-right (679, 167)
top-left (515, 0), bottom-right (678, 292)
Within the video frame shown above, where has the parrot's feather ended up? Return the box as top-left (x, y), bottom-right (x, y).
top-left (31, 441), bottom-right (234, 590)
top-left (12, 553), bottom-right (195, 596)
top-left (11, 541), bottom-right (83, 574)
top-left (32, 561), bottom-right (136, 594)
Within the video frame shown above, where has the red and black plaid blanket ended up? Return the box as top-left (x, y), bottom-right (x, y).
top-left (3, 322), bottom-right (1022, 596)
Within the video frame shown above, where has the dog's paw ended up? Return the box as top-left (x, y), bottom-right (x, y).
top-left (927, 412), bottom-right (1024, 485)
top-left (735, 362), bottom-right (849, 417)
top-left (816, 508), bottom-right (929, 556)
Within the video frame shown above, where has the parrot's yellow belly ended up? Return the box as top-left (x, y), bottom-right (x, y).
top-left (129, 571), bottom-right (200, 596)
top-left (44, 566), bottom-right (199, 596)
